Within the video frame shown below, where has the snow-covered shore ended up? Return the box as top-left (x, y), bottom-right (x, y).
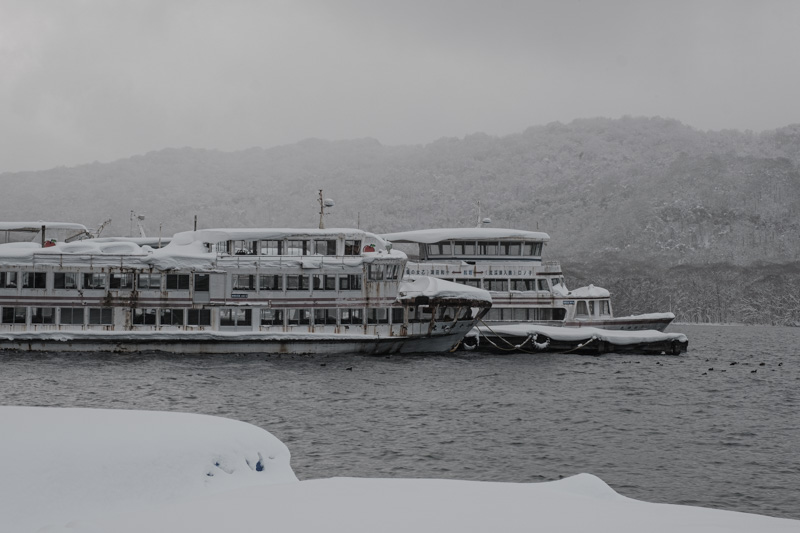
top-left (1, 406), bottom-right (796, 533)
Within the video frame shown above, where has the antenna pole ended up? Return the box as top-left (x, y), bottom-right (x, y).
top-left (318, 189), bottom-right (325, 229)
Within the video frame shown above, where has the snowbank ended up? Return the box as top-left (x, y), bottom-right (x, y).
top-left (1, 407), bottom-right (796, 533)
top-left (71, 475), bottom-right (799, 533)
top-left (0, 406), bottom-right (296, 532)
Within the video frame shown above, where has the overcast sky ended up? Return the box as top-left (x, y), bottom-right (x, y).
top-left (2, 0), bottom-right (799, 173)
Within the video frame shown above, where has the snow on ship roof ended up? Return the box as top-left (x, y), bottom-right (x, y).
top-left (382, 227), bottom-right (550, 244)
top-left (0, 228), bottom-right (405, 269)
top-left (0, 221), bottom-right (89, 231)
top-left (3, 406), bottom-right (796, 533)
top-left (398, 275), bottom-right (492, 304)
top-left (172, 227), bottom-right (391, 247)
top-left (568, 284), bottom-right (611, 298)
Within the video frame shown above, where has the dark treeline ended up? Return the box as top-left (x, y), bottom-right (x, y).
top-left (3, 116), bottom-right (799, 325)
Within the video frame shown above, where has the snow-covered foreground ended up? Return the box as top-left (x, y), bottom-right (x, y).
top-left (1, 407), bottom-right (797, 533)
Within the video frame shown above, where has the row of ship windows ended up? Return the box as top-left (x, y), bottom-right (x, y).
top-left (0, 305), bottom-right (471, 327)
top-left (426, 241), bottom-right (544, 257)
top-left (217, 239), bottom-right (362, 256)
top-left (448, 277), bottom-right (564, 291)
top-left (485, 308), bottom-right (567, 321)
top-left (0, 270), bottom-right (400, 292)
top-left (0, 272), bottom-right (194, 290)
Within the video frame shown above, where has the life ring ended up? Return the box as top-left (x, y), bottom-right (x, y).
top-left (532, 334), bottom-right (550, 350)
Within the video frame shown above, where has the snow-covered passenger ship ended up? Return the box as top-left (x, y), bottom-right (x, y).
top-left (382, 228), bottom-right (675, 331)
top-left (0, 228), bottom-right (490, 354)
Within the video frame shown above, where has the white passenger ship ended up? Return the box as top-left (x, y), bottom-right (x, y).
top-left (0, 228), bottom-right (490, 355)
top-left (382, 228), bottom-right (675, 332)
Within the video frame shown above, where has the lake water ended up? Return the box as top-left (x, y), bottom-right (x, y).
top-left (1, 324), bottom-right (798, 520)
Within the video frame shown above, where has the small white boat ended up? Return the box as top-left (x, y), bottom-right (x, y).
top-left (0, 228), bottom-right (491, 355)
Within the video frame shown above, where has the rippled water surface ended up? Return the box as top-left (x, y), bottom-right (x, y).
top-left (1, 324), bottom-right (798, 520)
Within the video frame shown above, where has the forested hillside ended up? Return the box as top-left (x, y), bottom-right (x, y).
top-left (3, 116), bottom-right (799, 324)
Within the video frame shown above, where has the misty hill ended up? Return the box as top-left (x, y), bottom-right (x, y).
top-left (3, 116), bottom-right (800, 324)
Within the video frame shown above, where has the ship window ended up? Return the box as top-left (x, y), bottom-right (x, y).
top-left (344, 240), bottom-right (361, 256)
top-left (385, 264), bottom-right (400, 280)
top-left (194, 274), bottom-right (210, 292)
top-left (459, 279), bottom-right (480, 288)
top-left (600, 300), bottom-right (611, 316)
top-left (233, 240), bottom-right (257, 255)
top-left (314, 239), bottom-right (337, 255)
top-left (485, 308), bottom-right (501, 321)
top-left (523, 242), bottom-right (543, 256)
top-left (132, 308), bottom-right (157, 325)
top-left (259, 274), bottom-right (283, 291)
top-left (220, 308), bottom-right (251, 327)
top-left (462, 241), bottom-right (476, 255)
top-left (436, 307), bottom-right (456, 321)
top-left (286, 308), bottom-right (311, 325)
top-left (60, 307), bottom-right (84, 325)
top-left (286, 240), bottom-right (309, 256)
top-left (340, 308), bottom-right (363, 325)
top-left (187, 309), bottom-right (212, 326)
top-left (22, 272), bottom-right (47, 289)
top-left (232, 274), bottom-right (256, 291)
top-left (89, 307), bottom-right (113, 325)
top-left (537, 279), bottom-right (549, 291)
top-left (484, 279), bottom-right (508, 291)
top-left (110, 273), bottom-right (134, 290)
top-left (478, 241), bottom-right (498, 256)
top-left (504, 242), bottom-right (522, 256)
top-left (576, 301), bottom-right (589, 317)
top-left (512, 308), bottom-right (528, 321)
top-left (83, 273), bottom-right (107, 290)
top-left (0, 272), bottom-right (18, 288)
top-left (511, 280), bottom-right (535, 291)
top-left (260, 309), bottom-right (284, 326)
top-left (367, 308), bottom-right (389, 324)
top-left (260, 240), bottom-right (283, 256)
top-left (286, 275), bottom-right (310, 290)
top-left (452, 242), bottom-right (465, 255)
top-left (551, 277), bottom-right (562, 287)
top-left (427, 243), bottom-right (452, 256)
top-left (314, 308), bottom-right (338, 325)
top-left (166, 274), bottom-right (190, 290)
top-left (159, 308), bottom-right (184, 326)
top-left (138, 273), bottom-right (162, 290)
top-left (339, 274), bottom-right (362, 291)
top-left (54, 273), bottom-right (79, 290)
top-left (391, 308), bottom-right (405, 324)
top-left (311, 274), bottom-right (337, 290)
top-left (588, 301), bottom-right (596, 316)
top-left (31, 307), bottom-right (56, 324)
top-left (1, 307), bottom-right (26, 324)
top-left (367, 264), bottom-right (385, 281)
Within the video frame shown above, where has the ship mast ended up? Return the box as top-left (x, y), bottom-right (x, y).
top-left (318, 190), bottom-right (335, 229)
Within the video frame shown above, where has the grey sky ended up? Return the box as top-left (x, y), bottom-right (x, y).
top-left (2, 0), bottom-right (799, 173)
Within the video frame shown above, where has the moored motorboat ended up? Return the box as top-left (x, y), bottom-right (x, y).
top-left (0, 228), bottom-right (490, 355)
